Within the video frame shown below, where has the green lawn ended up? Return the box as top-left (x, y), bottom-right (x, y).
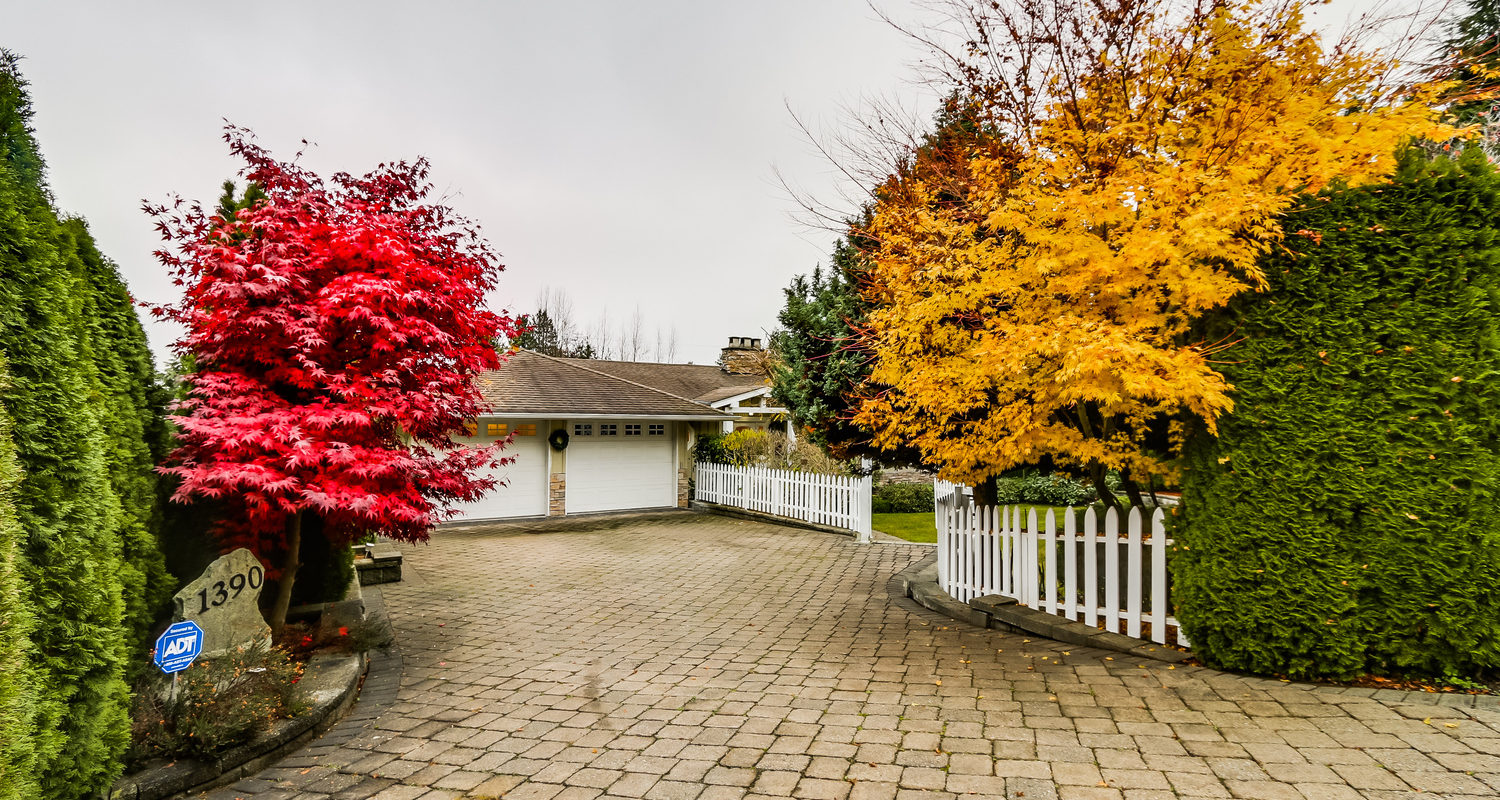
top-left (874, 504), bottom-right (1094, 544)
top-left (872, 513), bottom-right (938, 543)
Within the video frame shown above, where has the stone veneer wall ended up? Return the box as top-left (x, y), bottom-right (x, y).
top-left (677, 468), bottom-right (690, 508)
top-left (549, 473), bottom-right (565, 516)
top-left (879, 468), bottom-right (937, 486)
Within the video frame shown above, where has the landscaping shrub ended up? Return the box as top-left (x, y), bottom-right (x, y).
top-left (1174, 147), bottom-right (1500, 681)
top-left (289, 516), bottom-right (355, 606)
top-left (128, 644), bottom-right (304, 765)
top-left (872, 482), bottom-right (934, 513)
top-left (991, 472), bottom-right (1096, 506)
top-left (782, 437), bottom-right (850, 475)
top-left (695, 429), bottom-right (852, 475)
top-left (720, 429), bottom-right (777, 466)
top-left (691, 432), bottom-right (729, 465)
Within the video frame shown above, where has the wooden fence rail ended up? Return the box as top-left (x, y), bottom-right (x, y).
top-left (695, 462), bottom-right (873, 542)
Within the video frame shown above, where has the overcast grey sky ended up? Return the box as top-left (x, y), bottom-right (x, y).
top-left (7, 0), bottom-right (943, 366)
top-left (6, 0), bottom-right (1411, 367)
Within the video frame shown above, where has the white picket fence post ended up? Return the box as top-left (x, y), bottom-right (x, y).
top-left (933, 480), bottom-right (1189, 648)
top-left (855, 474), bottom-right (873, 544)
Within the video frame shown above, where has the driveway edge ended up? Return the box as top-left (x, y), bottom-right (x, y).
top-left (893, 554), bottom-right (1499, 711)
top-left (691, 501), bottom-right (859, 539)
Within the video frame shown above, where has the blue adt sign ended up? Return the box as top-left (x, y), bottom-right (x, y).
top-left (154, 620), bottom-right (204, 674)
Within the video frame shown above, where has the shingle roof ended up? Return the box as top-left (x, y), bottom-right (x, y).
top-left (477, 350), bottom-right (736, 419)
top-left (550, 357), bottom-right (770, 406)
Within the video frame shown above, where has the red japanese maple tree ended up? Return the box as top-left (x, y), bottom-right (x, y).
top-left (150, 127), bottom-right (516, 631)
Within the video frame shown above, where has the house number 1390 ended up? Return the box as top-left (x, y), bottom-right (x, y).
top-left (196, 566), bottom-right (264, 614)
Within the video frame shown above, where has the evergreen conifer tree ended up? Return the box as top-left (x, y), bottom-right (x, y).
top-left (1442, 0), bottom-right (1500, 122)
top-left (65, 220), bottom-right (173, 673)
top-left (0, 361), bottom-right (36, 800)
top-left (0, 50), bottom-right (167, 797)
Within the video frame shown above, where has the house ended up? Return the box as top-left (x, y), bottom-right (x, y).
top-left (569, 337), bottom-right (788, 435)
top-left (447, 338), bottom-right (787, 522)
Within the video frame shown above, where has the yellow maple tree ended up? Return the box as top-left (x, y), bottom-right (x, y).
top-left (855, 0), bottom-right (1469, 502)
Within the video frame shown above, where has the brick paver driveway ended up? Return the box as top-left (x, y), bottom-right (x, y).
top-left (210, 512), bottom-right (1500, 800)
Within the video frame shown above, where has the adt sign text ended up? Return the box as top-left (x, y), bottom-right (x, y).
top-left (154, 620), bottom-right (204, 674)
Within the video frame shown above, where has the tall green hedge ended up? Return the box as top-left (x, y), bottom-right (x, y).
top-left (67, 220), bottom-right (174, 673)
top-left (0, 51), bottom-right (172, 797)
top-left (0, 371), bottom-right (36, 800)
top-left (1174, 147), bottom-right (1500, 680)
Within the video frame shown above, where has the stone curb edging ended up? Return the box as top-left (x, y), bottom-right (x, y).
top-left (895, 554), bottom-right (1190, 664)
top-left (894, 553), bottom-right (1500, 712)
top-left (690, 501), bottom-right (861, 540)
top-left (440, 508), bottom-right (699, 535)
top-left (106, 650), bottom-right (369, 800)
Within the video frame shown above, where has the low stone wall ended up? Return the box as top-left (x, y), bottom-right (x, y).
top-left (107, 650), bottom-right (368, 800)
top-left (691, 501), bottom-right (860, 540)
top-left (355, 545), bottom-right (403, 586)
top-left (877, 468), bottom-right (936, 486)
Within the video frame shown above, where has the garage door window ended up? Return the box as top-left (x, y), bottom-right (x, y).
top-left (649, 424), bottom-right (664, 435)
top-left (625, 424), bottom-right (641, 436)
top-left (515, 423), bottom-right (537, 436)
top-left (486, 422), bottom-right (507, 437)
top-left (574, 423), bottom-right (592, 436)
top-left (600, 424), bottom-right (617, 436)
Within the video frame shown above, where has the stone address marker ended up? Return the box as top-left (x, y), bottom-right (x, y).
top-left (172, 548), bottom-right (272, 658)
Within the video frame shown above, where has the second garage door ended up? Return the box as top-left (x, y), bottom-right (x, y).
top-left (566, 420), bottom-right (676, 514)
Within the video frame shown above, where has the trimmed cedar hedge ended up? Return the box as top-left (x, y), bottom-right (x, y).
top-left (0, 377), bottom-right (35, 799)
top-left (1174, 147), bottom-right (1500, 681)
top-left (0, 52), bottom-right (172, 799)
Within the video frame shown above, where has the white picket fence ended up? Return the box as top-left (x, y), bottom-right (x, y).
top-left (935, 479), bottom-right (968, 531)
top-left (695, 462), bottom-right (873, 542)
top-left (935, 484), bottom-right (1187, 646)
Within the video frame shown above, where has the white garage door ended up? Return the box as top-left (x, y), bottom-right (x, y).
top-left (448, 420), bottom-right (548, 521)
top-left (566, 420), bottom-right (675, 514)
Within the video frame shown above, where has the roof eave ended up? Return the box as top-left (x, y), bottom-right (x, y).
top-left (478, 410), bottom-right (734, 421)
top-left (708, 386), bottom-right (774, 408)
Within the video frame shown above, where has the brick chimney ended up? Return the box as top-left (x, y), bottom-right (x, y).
top-left (720, 336), bottom-right (764, 375)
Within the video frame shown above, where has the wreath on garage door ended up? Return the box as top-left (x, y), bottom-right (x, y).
top-left (548, 428), bottom-right (569, 451)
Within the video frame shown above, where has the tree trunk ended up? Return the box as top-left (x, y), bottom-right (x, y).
top-left (268, 511), bottom-right (303, 637)
top-left (971, 475), bottom-right (999, 507)
top-left (1089, 460), bottom-right (1121, 513)
top-left (1119, 467), bottom-right (1145, 510)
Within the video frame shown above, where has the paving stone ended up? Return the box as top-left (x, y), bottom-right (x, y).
top-left (638, 780), bottom-right (702, 800)
top-left (1058, 787), bottom-right (1124, 800)
top-left (1262, 763), bottom-right (1343, 784)
top-left (849, 782), bottom-right (899, 800)
top-left (367, 786), bottom-right (428, 800)
top-left (1222, 779), bottom-right (1306, 800)
top-left (1292, 785), bottom-right (1366, 800)
top-left (1167, 772), bottom-right (1230, 797)
top-left (1326, 765), bottom-right (1404, 792)
top-left (1099, 769), bottom-right (1170, 790)
top-left (899, 767), bottom-right (947, 791)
